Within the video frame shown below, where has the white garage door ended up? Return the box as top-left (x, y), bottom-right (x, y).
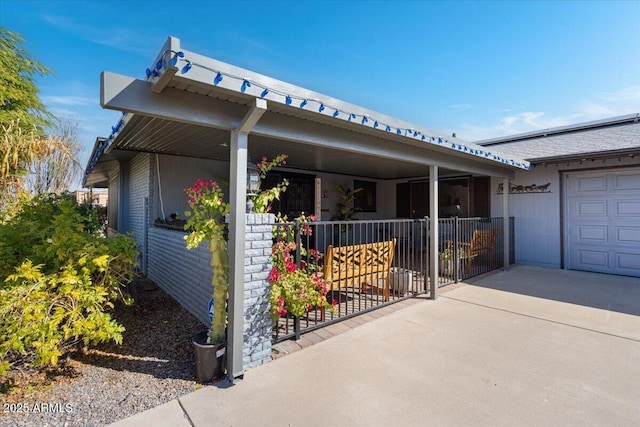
top-left (565, 168), bottom-right (640, 277)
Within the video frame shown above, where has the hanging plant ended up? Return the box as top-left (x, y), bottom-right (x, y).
top-left (183, 179), bottom-right (230, 345)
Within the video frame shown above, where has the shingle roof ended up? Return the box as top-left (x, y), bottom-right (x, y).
top-left (475, 113), bottom-right (640, 162)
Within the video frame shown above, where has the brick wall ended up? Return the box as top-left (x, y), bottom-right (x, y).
top-left (242, 214), bottom-right (275, 369)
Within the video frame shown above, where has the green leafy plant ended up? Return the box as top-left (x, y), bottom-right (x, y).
top-left (439, 244), bottom-right (468, 261)
top-left (0, 194), bottom-right (137, 378)
top-left (183, 179), bottom-right (230, 345)
top-left (332, 185), bottom-right (363, 221)
top-left (252, 154), bottom-right (289, 214)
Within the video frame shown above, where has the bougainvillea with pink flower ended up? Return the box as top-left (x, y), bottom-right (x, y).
top-left (268, 213), bottom-right (336, 320)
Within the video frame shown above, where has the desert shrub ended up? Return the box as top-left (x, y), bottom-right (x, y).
top-left (0, 194), bottom-right (137, 377)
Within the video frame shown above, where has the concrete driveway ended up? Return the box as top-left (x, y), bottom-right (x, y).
top-left (112, 265), bottom-right (640, 426)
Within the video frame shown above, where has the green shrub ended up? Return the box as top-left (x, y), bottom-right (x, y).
top-left (0, 194), bottom-right (138, 377)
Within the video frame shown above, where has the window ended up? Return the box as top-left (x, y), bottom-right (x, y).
top-left (354, 180), bottom-right (376, 212)
top-left (262, 171), bottom-right (315, 218)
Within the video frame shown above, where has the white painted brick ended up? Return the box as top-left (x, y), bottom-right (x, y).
top-left (244, 264), bottom-right (263, 274)
top-left (252, 225), bottom-right (272, 233)
top-left (251, 256), bottom-right (271, 265)
top-left (245, 248), bottom-right (264, 258)
top-left (251, 240), bottom-right (272, 249)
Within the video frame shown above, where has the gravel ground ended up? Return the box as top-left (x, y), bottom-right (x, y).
top-left (0, 276), bottom-right (205, 426)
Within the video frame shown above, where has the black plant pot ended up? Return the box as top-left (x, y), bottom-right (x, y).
top-left (192, 331), bottom-right (226, 383)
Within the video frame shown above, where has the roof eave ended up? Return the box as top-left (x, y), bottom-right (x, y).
top-left (526, 147), bottom-right (640, 164)
top-left (476, 113), bottom-right (640, 146)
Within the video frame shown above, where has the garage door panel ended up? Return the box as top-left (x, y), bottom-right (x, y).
top-left (615, 200), bottom-right (640, 216)
top-left (577, 249), bottom-right (609, 268)
top-left (574, 200), bottom-right (608, 217)
top-left (614, 173), bottom-right (640, 190)
top-left (575, 175), bottom-right (607, 192)
top-left (566, 168), bottom-right (640, 277)
top-left (616, 227), bottom-right (640, 244)
top-left (577, 225), bottom-right (608, 242)
top-left (617, 253), bottom-right (640, 271)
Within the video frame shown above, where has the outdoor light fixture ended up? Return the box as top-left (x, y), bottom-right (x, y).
top-left (246, 160), bottom-right (261, 213)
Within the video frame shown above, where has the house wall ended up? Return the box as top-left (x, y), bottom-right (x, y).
top-left (306, 170), bottom-right (395, 220)
top-left (490, 155), bottom-right (640, 269)
top-left (155, 155), bottom-right (230, 221)
top-left (147, 226), bottom-right (212, 325)
top-left (128, 153), bottom-right (153, 272)
top-left (140, 154), bottom-right (220, 325)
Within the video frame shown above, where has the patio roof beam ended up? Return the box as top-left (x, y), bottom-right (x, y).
top-left (101, 71), bottom-right (245, 130)
top-left (252, 113), bottom-right (516, 179)
top-left (151, 64), bottom-right (177, 93)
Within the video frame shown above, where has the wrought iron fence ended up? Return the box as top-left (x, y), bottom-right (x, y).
top-left (437, 217), bottom-right (515, 286)
top-left (272, 217), bottom-right (514, 343)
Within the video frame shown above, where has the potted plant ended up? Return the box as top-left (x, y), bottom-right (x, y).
top-left (332, 185), bottom-right (363, 221)
top-left (331, 185), bottom-right (363, 245)
top-left (183, 179), bottom-right (230, 382)
top-left (439, 244), bottom-right (466, 277)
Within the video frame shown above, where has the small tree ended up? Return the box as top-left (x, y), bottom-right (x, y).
top-left (26, 115), bottom-right (83, 195)
top-left (0, 29), bottom-right (80, 212)
top-left (0, 121), bottom-right (52, 212)
top-left (0, 27), bottom-right (52, 131)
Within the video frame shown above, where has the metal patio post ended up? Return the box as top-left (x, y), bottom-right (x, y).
top-left (227, 99), bottom-right (267, 382)
top-left (503, 177), bottom-right (510, 271)
top-left (228, 129), bottom-right (248, 382)
top-left (429, 165), bottom-right (439, 299)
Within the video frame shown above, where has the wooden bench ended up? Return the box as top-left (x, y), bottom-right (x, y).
top-left (447, 228), bottom-right (498, 274)
top-left (323, 238), bottom-right (396, 302)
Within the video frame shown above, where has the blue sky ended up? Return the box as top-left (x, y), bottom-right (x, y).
top-left (2, 0), bottom-right (639, 185)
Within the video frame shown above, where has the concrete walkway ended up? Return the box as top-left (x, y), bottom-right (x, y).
top-left (110, 265), bottom-right (640, 426)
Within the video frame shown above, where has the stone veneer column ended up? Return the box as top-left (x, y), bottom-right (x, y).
top-left (242, 213), bottom-right (275, 369)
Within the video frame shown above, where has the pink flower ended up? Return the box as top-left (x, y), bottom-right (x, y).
top-left (268, 268), bottom-right (280, 282)
top-left (262, 156), bottom-right (267, 161)
top-left (286, 261), bottom-right (297, 272)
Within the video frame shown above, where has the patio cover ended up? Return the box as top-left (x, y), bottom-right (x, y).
top-left (85, 36), bottom-right (529, 382)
